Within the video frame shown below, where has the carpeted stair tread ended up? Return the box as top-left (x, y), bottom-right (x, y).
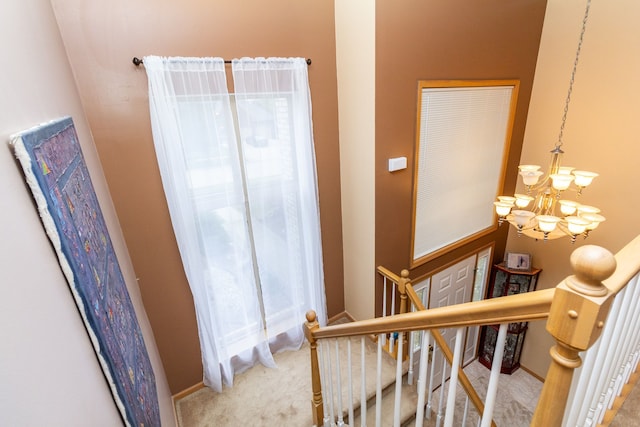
top-left (322, 335), bottom-right (406, 422)
top-left (349, 378), bottom-right (419, 427)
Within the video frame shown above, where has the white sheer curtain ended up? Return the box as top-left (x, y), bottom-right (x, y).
top-left (144, 56), bottom-right (326, 392)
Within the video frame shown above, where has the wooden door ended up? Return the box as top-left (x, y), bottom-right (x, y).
top-left (429, 254), bottom-right (476, 387)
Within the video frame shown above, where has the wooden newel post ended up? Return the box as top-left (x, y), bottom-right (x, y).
top-left (531, 245), bottom-right (617, 427)
top-left (304, 310), bottom-right (323, 426)
top-left (398, 269), bottom-right (410, 360)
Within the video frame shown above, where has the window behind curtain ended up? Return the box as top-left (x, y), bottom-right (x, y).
top-left (145, 56), bottom-right (326, 392)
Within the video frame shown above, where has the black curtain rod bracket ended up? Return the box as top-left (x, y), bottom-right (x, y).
top-left (132, 57), bottom-right (311, 66)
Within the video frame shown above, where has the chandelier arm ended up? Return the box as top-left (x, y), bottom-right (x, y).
top-left (527, 175), bottom-right (552, 193)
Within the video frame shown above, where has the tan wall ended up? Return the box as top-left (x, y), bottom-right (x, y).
top-left (0, 0), bottom-right (174, 424)
top-left (50, 0), bottom-right (343, 393)
top-left (374, 0), bottom-right (548, 301)
top-left (510, 0), bottom-right (640, 379)
top-left (336, 0), bottom-right (376, 321)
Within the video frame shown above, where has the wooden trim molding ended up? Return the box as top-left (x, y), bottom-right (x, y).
top-left (172, 381), bottom-right (205, 401)
top-left (410, 79), bottom-right (519, 268)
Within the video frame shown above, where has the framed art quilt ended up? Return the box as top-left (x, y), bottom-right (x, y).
top-left (11, 117), bottom-right (160, 426)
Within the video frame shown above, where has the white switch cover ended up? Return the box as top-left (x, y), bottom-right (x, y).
top-left (388, 157), bottom-right (407, 172)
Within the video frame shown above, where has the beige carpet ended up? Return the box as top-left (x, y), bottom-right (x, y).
top-left (423, 361), bottom-right (542, 427)
top-left (176, 342), bottom-right (316, 426)
top-left (175, 337), bottom-right (398, 426)
top-left (175, 341), bottom-right (543, 427)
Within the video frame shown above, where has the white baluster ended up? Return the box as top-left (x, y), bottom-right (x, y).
top-left (481, 323), bottom-right (508, 427)
top-left (443, 327), bottom-right (464, 427)
top-left (612, 278), bottom-right (640, 399)
top-left (594, 391), bottom-right (608, 424)
top-left (569, 272), bottom-right (640, 426)
top-left (415, 330), bottom-right (431, 427)
top-left (347, 339), bottom-right (354, 426)
top-left (393, 335), bottom-right (404, 427)
top-left (361, 337), bottom-right (367, 427)
top-left (382, 277), bottom-right (388, 347)
top-left (391, 282), bottom-right (397, 316)
top-left (568, 270), bottom-right (640, 426)
top-left (596, 281), bottom-right (637, 422)
top-left (426, 340), bottom-right (437, 420)
top-left (376, 333), bottom-right (383, 427)
top-left (318, 341), bottom-right (331, 427)
top-left (584, 407), bottom-right (596, 427)
top-left (609, 374), bottom-right (623, 411)
top-left (324, 340), bottom-right (336, 426)
top-left (568, 286), bottom-right (625, 426)
top-left (562, 328), bottom-right (601, 426)
top-left (335, 339), bottom-right (344, 427)
top-left (390, 285), bottom-right (397, 354)
top-left (408, 317), bottom-right (415, 386)
top-left (436, 354), bottom-right (447, 427)
top-left (462, 396), bottom-right (470, 427)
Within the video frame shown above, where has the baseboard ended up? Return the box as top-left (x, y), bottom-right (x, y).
top-left (519, 364), bottom-right (545, 382)
top-left (172, 380), bottom-right (206, 425)
top-left (327, 310), bottom-right (356, 325)
top-left (172, 381), bottom-right (205, 402)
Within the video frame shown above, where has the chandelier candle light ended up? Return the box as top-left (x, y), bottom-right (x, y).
top-left (494, 0), bottom-right (604, 243)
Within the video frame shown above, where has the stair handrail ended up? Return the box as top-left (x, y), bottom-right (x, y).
top-left (602, 233), bottom-right (640, 294)
top-left (309, 289), bottom-right (554, 339)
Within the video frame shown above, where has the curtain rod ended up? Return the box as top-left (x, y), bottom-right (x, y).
top-left (132, 57), bottom-right (311, 66)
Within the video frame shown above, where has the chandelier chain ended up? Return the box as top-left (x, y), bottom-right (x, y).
top-left (556, 0), bottom-right (591, 149)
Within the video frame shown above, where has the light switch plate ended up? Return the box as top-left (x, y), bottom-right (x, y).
top-left (388, 157), bottom-right (407, 172)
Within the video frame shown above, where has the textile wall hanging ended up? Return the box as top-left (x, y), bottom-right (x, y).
top-left (11, 117), bottom-right (160, 426)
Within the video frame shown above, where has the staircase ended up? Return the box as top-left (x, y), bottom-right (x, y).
top-left (314, 332), bottom-right (541, 427)
top-left (305, 237), bottom-right (640, 427)
top-left (320, 336), bottom-right (418, 426)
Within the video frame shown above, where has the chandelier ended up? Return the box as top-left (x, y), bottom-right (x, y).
top-left (494, 0), bottom-right (604, 243)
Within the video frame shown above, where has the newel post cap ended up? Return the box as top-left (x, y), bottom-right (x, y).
top-left (304, 310), bottom-right (319, 343)
top-left (567, 245), bottom-right (616, 296)
top-left (547, 245), bottom-right (617, 350)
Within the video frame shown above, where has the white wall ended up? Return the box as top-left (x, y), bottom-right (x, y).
top-left (508, 0), bottom-right (640, 379)
top-left (335, 0), bottom-right (376, 320)
top-left (0, 1), bottom-right (175, 425)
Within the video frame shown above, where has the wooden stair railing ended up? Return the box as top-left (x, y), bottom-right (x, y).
top-left (405, 282), bottom-right (494, 426)
top-left (379, 266), bottom-right (495, 425)
top-left (531, 245), bottom-right (617, 426)
top-left (565, 235), bottom-right (640, 425)
top-left (305, 244), bottom-right (631, 426)
top-left (305, 288), bottom-right (555, 426)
